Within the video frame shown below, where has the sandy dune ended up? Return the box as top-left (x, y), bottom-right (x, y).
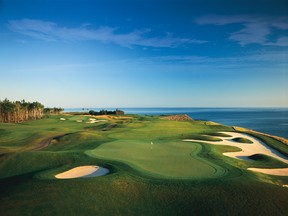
top-left (55, 165), bottom-right (109, 179)
top-left (184, 132), bottom-right (288, 176)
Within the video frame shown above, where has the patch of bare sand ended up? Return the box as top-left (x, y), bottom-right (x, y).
top-left (55, 165), bottom-right (109, 179)
top-left (86, 118), bottom-right (107, 123)
top-left (184, 132), bottom-right (288, 163)
top-left (247, 168), bottom-right (288, 176)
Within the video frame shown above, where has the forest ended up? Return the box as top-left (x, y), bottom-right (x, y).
top-left (0, 99), bottom-right (44, 123)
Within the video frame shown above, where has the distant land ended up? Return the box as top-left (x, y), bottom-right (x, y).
top-left (65, 107), bottom-right (288, 139)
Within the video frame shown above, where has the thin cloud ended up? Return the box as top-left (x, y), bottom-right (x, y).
top-left (195, 15), bottom-right (288, 46)
top-left (7, 19), bottom-right (206, 48)
top-left (146, 50), bottom-right (288, 69)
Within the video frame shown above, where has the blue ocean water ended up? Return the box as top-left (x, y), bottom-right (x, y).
top-left (64, 108), bottom-right (288, 139)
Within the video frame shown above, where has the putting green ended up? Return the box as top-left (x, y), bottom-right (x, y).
top-left (87, 139), bottom-right (226, 179)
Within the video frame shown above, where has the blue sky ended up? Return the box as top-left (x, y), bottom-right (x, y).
top-left (0, 0), bottom-right (287, 108)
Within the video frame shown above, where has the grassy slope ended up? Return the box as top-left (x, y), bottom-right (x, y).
top-left (87, 140), bottom-right (225, 179)
top-left (86, 117), bottom-right (231, 179)
top-left (0, 114), bottom-right (288, 215)
top-left (232, 137), bottom-right (253, 144)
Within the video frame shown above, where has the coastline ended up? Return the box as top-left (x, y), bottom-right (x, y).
top-left (64, 107), bottom-right (288, 139)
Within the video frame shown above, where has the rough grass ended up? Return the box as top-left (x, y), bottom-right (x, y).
top-left (248, 154), bottom-right (288, 168)
top-left (0, 151), bottom-right (76, 179)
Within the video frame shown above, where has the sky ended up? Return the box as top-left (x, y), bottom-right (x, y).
top-left (0, 0), bottom-right (287, 108)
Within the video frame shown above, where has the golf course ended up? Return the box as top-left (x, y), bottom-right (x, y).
top-left (1, 113), bottom-right (288, 215)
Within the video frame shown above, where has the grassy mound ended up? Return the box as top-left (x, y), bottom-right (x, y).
top-left (248, 154), bottom-right (288, 168)
top-left (185, 134), bottom-right (222, 141)
top-left (232, 137), bottom-right (253, 144)
top-left (205, 132), bottom-right (232, 137)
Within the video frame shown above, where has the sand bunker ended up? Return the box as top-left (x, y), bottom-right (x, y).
top-left (184, 132), bottom-right (288, 176)
top-left (87, 118), bottom-right (99, 123)
top-left (86, 118), bottom-right (107, 124)
top-left (55, 165), bottom-right (109, 179)
top-left (60, 118), bottom-right (66, 121)
top-left (247, 168), bottom-right (288, 176)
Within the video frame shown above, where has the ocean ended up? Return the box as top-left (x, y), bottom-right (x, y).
top-left (64, 108), bottom-right (288, 139)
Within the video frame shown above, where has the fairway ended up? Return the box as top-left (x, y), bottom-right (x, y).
top-left (87, 140), bottom-right (226, 179)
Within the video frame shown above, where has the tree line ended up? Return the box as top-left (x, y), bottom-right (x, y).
top-left (44, 107), bottom-right (64, 114)
top-left (0, 99), bottom-right (45, 123)
top-left (89, 109), bottom-right (124, 116)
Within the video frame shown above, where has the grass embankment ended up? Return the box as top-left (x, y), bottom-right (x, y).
top-left (87, 119), bottom-right (230, 179)
top-left (0, 114), bottom-right (288, 215)
top-left (232, 137), bottom-right (253, 143)
top-left (247, 132), bottom-right (288, 157)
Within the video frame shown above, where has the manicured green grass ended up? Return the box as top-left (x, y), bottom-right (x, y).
top-left (1, 170), bottom-right (288, 216)
top-left (205, 132), bottom-right (232, 137)
top-left (0, 114), bottom-right (288, 215)
top-left (185, 134), bottom-right (223, 141)
top-left (87, 140), bottom-right (225, 179)
top-left (87, 117), bottom-right (232, 179)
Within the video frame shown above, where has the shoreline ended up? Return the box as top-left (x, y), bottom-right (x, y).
top-left (63, 108), bottom-right (288, 139)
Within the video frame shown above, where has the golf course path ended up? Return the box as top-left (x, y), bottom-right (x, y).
top-left (33, 133), bottom-right (72, 151)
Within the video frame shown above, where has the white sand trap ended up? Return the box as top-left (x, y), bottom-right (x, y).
top-left (184, 132), bottom-right (288, 163)
top-left (60, 118), bottom-right (66, 121)
top-left (247, 168), bottom-right (288, 176)
top-left (184, 132), bottom-right (288, 176)
top-left (76, 120), bottom-right (83, 123)
top-left (87, 118), bottom-right (99, 124)
top-left (86, 118), bottom-right (107, 124)
top-left (55, 165), bottom-right (109, 179)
